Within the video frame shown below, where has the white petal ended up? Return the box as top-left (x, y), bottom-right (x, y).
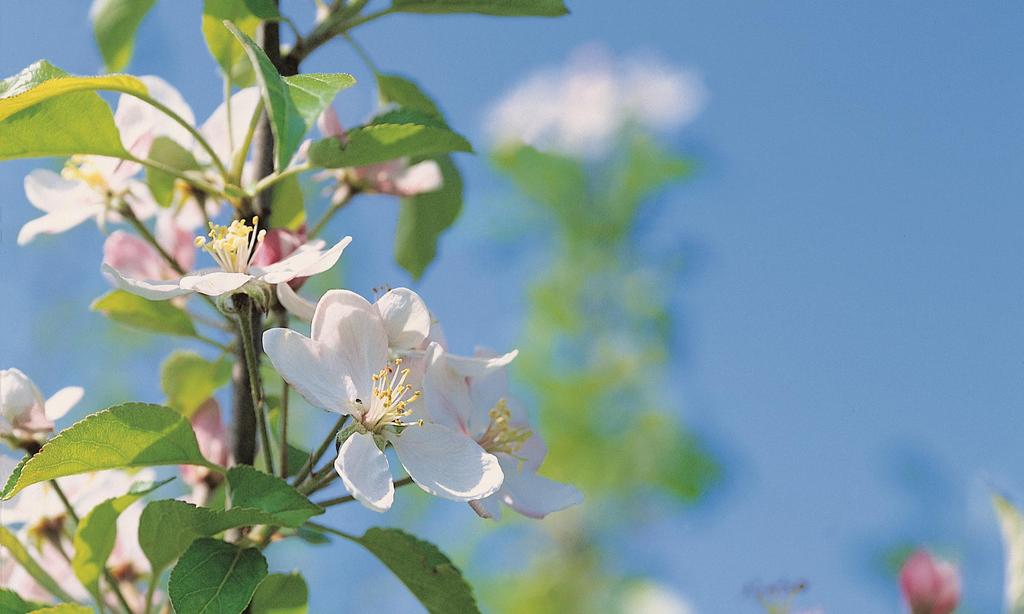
top-left (101, 263), bottom-right (193, 300)
top-left (44, 387), bottom-right (83, 421)
top-left (18, 205), bottom-right (101, 246)
top-left (390, 423), bottom-right (503, 502)
top-left (422, 344), bottom-right (476, 435)
top-left (200, 87), bottom-right (261, 164)
top-left (317, 106), bottom-right (344, 138)
top-left (496, 455), bottom-right (582, 519)
top-left (467, 348), bottom-right (510, 418)
top-left (255, 236), bottom-right (352, 285)
top-left (445, 349), bottom-right (519, 378)
top-left (262, 328), bottom-right (350, 413)
top-left (392, 160), bottom-right (443, 196)
top-left (310, 290), bottom-right (389, 403)
top-left (275, 283), bottom-right (317, 322)
top-left (115, 76), bottom-right (195, 155)
top-left (469, 495), bottom-right (503, 520)
top-left (334, 432), bottom-right (394, 513)
top-left (24, 169), bottom-right (94, 213)
top-left (376, 288), bottom-right (431, 351)
top-left (178, 271), bottom-right (253, 296)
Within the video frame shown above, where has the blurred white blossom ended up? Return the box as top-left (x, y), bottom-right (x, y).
top-left (621, 582), bottom-right (696, 614)
top-left (486, 44), bottom-right (707, 156)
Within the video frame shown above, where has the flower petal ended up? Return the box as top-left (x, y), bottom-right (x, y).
top-left (178, 271), bottom-right (253, 296)
top-left (445, 349), bottom-right (519, 379)
top-left (334, 431), bottom-right (394, 513)
top-left (200, 87), bottom-right (261, 164)
top-left (391, 160), bottom-right (443, 196)
top-left (255, 236), bottom-right (352, 285)
top-left (390, 423), bottom-right (503, 502)
top-left (103, 230), bottom-right (167, 281)
top-left (276, 283), bottom-right (317, 322)
top-left (101, 263), bottom-right (193, 300)
top-left (422, 344), bottom-right (476, 435)
top-left (262, 328), bottom-right (351, 413)
top-left (44, 387), bottom-right (83, 422)
top-left (469, 495), bottom-right (503, 520)
top-left (376, 288), bottom-right (431, 351)
top-left (495, 455), bottom-right (582, 519)
top-left (24, 169), bottom-right (95, 213)
top-left (18, 204), bottom-right (102, 246)
top-left (310, 290), bottom-right (389, 403)
top-left (115, 76), bottom-right (195, 155)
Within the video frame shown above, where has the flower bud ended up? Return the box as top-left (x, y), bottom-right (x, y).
top-left (0, 369), bottom-right (80, 445)
top-left (899, 550), bottom-right (960, 614)
top-left (181, 399), bottom-right (232, 496)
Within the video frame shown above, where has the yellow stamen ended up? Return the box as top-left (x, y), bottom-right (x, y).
top-left (194, 216), bottom-right (265, 273)
top-left (478, 399), bottom-right (532, 455)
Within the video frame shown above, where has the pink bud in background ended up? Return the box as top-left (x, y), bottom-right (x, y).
top-left (899, 550), bottom-right (960, 614)
top-left (180, 399), bottom-right (231, 503)
top-left (250, 227), bottom-right (307, 268)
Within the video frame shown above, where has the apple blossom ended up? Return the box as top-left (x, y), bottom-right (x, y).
top-left (180, 399), bottom-right (232, 503)
top-left (315, 107), bottom-right (443, 204)
top-left (102, 210), bottom-right (197, 283)
top-left (423, 346), bottom-right (581, 519)
top-left (17, 76), bottom-right (193, 245)
top-left (262, 289), bottom-right (504, 512)
top-left (899, 550), bottom-right (960, 614)
top-left (0, 368), bottom-right (82, 446)
top-left (102, 215), bottom-right (352, 301)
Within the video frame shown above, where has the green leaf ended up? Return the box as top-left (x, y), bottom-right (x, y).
top-left (395, 155), bottom-right (462, 279)
top-left (138, 499), bottom-right (281, 575)
top-left (91, 289), bottom-right (197, 337)
top-left (146, 136), bottom-right (202, 206)
top-left (0, 527), bottom-right (76, 603)
top-left (0, 61), bottom-right (133, 160)
top-left (243, 0), bottom-right (281, 19)
top-left (1, 403), bottom-right (215, 499)
top-left (215, 53), bottom-right (355, 174)
top-left (27, 606), bottom-right (93, 614)
top-left (227, 465), bottom-right (323, 527)
top-left (161, 351), bottom-right (233, 417)
top-left (250, 573), bottom-right (308, 614)
top-left (356, 528), bottom-right (480, 614)
top-left (492, 144), bottom-right (587, 224)
top-left (91, 0), bottom-right (158, 72)
top-left (202, 0), bottom-right (261, 86)
top-left (168, 538), bottom-right (267, 614)
top-left (268, 174), bottom-right (306, 230)
top-left (376, 74), bottom-right (444, 121)
top-left (995, 495), bottom-right (1024, 613)
top-left (390, 0), bottom-right (569, 16)
top-left (263, 406), bottom-right (310, 477)
top-left (71, 478), bottom-right (173, 600)
top-left (308, 120), bottom-right (471, 169)
top-left (0, 589), bottom-right (45, 614)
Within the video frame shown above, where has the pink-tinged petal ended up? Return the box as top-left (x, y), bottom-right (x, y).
top-left (469, 495), bottom-right (503, 520)
top-left (422, 344), bottom-right (476, 435)
top-left (309, 290), bottom-right (389, 403)
top-left (0, 369), bottom-right (50, 435)
top-left (255, 236), bottom-right (352, 284)
top-left (390, 423), bottom-right (503, 502)
top-left (376, 288), bottom-right (431, 351)
top-left (24, 169), bottom-right (94, 213)
top-left (178, 271), bottom-right (252, 296)
top-left (200, 87), bottom-right (261, 164)
top-left (44, 387), bottom-right (83, 422)
top-left (192, 399), bottom-right (231, 467)
top-left (103, 231), bottom-right (167, 281)
top-left (262, 328), bottom-right (351, 413)
top-left (317, 106), bottom-right (345, 138)
top-left (334, 431), bottom-right (394, 513)
top-left (391, 160), bottom-right (443, 196)
top-left (155, 213), bottom-right (197, 271)
top-left (276, 283), bottom-right (317, 322)
top-left (250, 228), bottom-right (307, 268)
top-left (101, 263), bottom-right (193, 301)
top-left (445, 349), bottom-right (519, 379)
top-left (495, 455), bottom-right (581, 519)
top-left (18, 204), bottom-right (102, 246)
top-left (899, 550), bottom-right (960, 614)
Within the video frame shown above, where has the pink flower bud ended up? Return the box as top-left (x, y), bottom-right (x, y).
top-left (250, 227), bottom-right (307, 268)
top-left (180, 399), bottom-right (231, 493)
top-left (899, 550), bottom-right (960, 614)
top-left (103, 231), bottom-right (168, 281)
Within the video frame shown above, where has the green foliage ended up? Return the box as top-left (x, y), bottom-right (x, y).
top-left (250, 573), bottom-right (308, 614)
top-left (146, 136), bottom-right (202, 206)
top-left (282, 73), bottom-right (357, 129)
top-left (268, 174), bottom-right (306, 229)
top-left (202, 0), bottom-right (261, 86)
top-left (307, 115), bottom-right (471, 169)
top-left (395, 155), bottom-right (463, 279)
top-left (376, 74), bottom-right (444, 120)
top-left (168, 538), bottom-right (268, 614)
top-left (71, 478), bottom-right (172, 601)
top-left (356, 528), bottom-right (480, 614)
top-left (91, 0), bottom-right (158, 72)
top-left (0, 61), bottom-right (134, 160)
top-left (160, 350), bottom-right (233, 417)
top-left (226, 465), bottom-right (323, 527)
top-left (0, 527), bottom-right (76, 603)
top-left (0, 590), bottom-right (45, 614)
top-left (91, 289), bottom-right (197, 337)
top-left (995, 495), bottom-right (1024, 613)
top-left (492, 145), bottom-right (586, 228)
top-left (1, 403), bottom-right (216, 499)
top-left (389, 0), bottom-right (569, 17)
top-left (27, 606), bottom-right (93, 614)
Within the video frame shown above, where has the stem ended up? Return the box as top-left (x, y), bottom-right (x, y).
top-left (143, 580), bottom-right (157, 614)
top-left (250, 162), bottom-right (311, 196)
top-left (194, 332), bottom-right (231, 353)
top-left (292, 414), bottom-right (348, 487)
top-left (342, 7), bottom-right (395, 32)
top-left (230, 99), bottom-right (265, 184)
top-left (224, 76), bottom-right (235, 155)
top-left (316, 476), bottom-right (414, 507)
top-left (341, 33), bottom-right (380, 75)
top-left (276, 309), bottom-right (291, 479)
top-left (119, 90), bottom-right (230, 179)
top-left (308, 190), bottom-right (355, 238)
top-left (233, 294), bottom-right (274, 475)
top-left (130, 156), bottom-right (228, 199)
top-left (304, 521), bottom-right (358, 542)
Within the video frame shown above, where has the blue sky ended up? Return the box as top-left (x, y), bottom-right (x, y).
top-left (3, 1), bottom-right (1024, 611)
